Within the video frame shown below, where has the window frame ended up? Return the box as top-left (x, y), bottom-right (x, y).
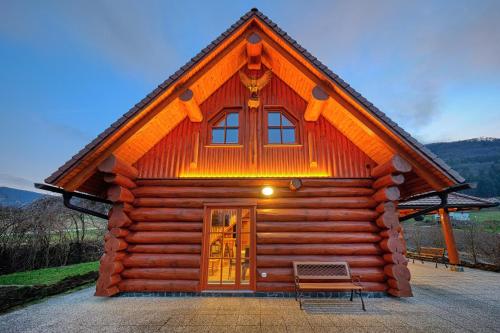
top-left (208, 109), bottom-right (241, 145)
top-left (264, 108), bottom-right (300, 145)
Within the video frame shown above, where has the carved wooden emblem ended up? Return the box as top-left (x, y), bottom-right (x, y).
top-left (239, 70), bottom-right (272, 109)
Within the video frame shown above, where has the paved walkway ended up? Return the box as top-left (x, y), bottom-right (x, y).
top-left (0, 262), bottom-right (498, 332)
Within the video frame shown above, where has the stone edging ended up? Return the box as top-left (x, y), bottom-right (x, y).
top-left (118, 291), bottom-right (387, 298)
top-left (0, 271), bottom-right (98, 313)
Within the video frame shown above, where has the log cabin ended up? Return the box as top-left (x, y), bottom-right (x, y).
top-left (42, 8), bottom-right (467, 298)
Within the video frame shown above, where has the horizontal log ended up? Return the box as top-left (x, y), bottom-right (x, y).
top-left (129, 222), bottom-right (203, 232)
top-left (121, 268), bottom-right (200, 280)
top-left (384, 264), bottom-right (411, 281)
top-left (100, 252), bottom-right (126, 265)
top-left (257, 232), bottom-right (381, 244)
top-left (99, 261), bottom-right (124, 275)
top-left (123, 254), bottom-right (200, 268)
top-left (109, 227), bottom-right (129, 238)
top-left (375, 201), bottom-right (396, 214)
top-left (133, 186), bottom-right (374, 198)
top-left (95, 286), bottom-right (120, 297)
top-left (107, 185), bottom-right (134, 203)
top-left (98, 155), bottom-right (139, 180)
top-left (103, 174), bottom-right (137, 189)
top-left (371, 155), bottom-right (412, 178)
top-left (257, 255), bottom-right (385, 268)
top-left (380, 228), bottom-right (401, 238)
top-left (126, 232), bottom-right (202, 244)
top-left (96, 274), bottom-right (121, 289)
top-left (257, 209), bottom-right (378, 222)
top-left (108, 205), bottom-right (132, 229)
top-left (372, 174), bottom-right (404, 190)
top-left (379, 237), bottom-right (404, 253)
top-left (118, 279), bottom-right (199, 292)
top-left (134, 196), bottom-right (377, 209)
top-left (256, 267), bottom-right (386, 282)
top-left (257, 221), bottom-right (378, 233)
top-left (104, 237), bottom-right (128, 253)
top-left (387, 288), bottom-right (413, 297)
top-left (257, 243), bottom-right (382, 255)
top-left (372, 186), bottom-right (400, 202)
top-left (376, 211), bottom-right (400, 229)
top-left (127, 244), bottom-right (201, 254)
top-left (129, 208), bottom-right (203, 222)
top-left (135, 178), bottom-right (373, 188)
top-left (256, 281), bottom-right (387, 292)
top-left (383, 253), bottom-right (408, 265)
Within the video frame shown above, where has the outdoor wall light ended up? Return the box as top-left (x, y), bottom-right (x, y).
top-left (261, 186), bottom-right (274, 196)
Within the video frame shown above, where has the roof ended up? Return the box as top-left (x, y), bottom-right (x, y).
top-left (45, 8), bottom-right (464, 192)
top-left (399, 192), bottom-right (499, 210)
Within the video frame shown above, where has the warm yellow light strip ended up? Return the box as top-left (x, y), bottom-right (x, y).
top-left (180, 172), bottom-right (330, 178)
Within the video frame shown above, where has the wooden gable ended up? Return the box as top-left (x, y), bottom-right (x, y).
top-left (135, 68), bottom-right (374, 178)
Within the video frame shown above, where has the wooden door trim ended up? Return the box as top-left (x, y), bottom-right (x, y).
top-left (201, 204), bottom-right (257, 291)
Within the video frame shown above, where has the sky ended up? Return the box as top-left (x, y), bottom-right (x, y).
top-left (1, 0), bottom-right (500, 191)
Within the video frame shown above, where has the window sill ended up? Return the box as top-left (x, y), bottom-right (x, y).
top-left (264, 144), bottom-right (303, 148)
top-left (205, 144), bottom-right (243, 148)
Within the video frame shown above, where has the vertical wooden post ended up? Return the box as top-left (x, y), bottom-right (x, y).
top-left (438, 208), bottom-right (462, 269)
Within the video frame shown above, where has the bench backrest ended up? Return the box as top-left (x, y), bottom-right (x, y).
top-left (420, 247), bottom-right (445, 256)
top-left (293, 261), bottom-right (351, 280)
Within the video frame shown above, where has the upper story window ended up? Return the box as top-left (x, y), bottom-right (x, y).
top-left (267, 111), bottom-right (296, 144)
top-left (211, 111), bottom-right (239, 144)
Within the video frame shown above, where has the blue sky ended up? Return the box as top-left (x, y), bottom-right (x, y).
top-left (1, 0), bottom-right (499, 191)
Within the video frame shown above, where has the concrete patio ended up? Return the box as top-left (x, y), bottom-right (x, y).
top-left (0, 262), bottom-right (498, 333)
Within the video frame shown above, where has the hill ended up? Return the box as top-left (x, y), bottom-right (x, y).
top-left (425, 137), bottom-right (500, 197)
top-left (0, 187), bottom-right (45, 207)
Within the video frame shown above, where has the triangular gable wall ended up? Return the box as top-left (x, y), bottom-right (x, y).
top-left (135, 68), bottom-right (374, 178)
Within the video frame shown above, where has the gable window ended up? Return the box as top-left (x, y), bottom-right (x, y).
top-left (267, 111), bottom-right (296, 144)
top-left (211, 111), bottom-right (239, 144)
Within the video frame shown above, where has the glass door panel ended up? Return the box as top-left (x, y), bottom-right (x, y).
top-left (205, 207), bottom-right (253, 289)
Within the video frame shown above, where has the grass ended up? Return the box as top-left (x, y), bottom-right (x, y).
top-left (0, 261), bottom-right (99, 286)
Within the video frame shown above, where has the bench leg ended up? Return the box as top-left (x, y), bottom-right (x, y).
top-left (435, 259), bottom-right (438, 268)
top-left (358, 291), bottom-right (366, 311)
top-left (350, 290), bottom-right (353, 301)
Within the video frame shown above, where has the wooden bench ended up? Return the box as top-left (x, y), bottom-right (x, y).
top-left (413, 247), bottom-right (447, 268)
top-left (293, 261), bottom-right (365, 311)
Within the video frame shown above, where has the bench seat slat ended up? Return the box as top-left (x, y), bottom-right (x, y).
top-left (298, 282), bottom-right (363, 290)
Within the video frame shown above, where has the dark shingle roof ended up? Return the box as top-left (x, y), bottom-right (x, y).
top-left (399, 192), bottom-right (499, 209)
top-left (46, 8), bottom-right (464, 186)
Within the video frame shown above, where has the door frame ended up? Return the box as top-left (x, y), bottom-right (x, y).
top-left (201, 203), bottom-right (257, 291)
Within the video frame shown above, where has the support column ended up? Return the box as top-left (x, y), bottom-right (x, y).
top-left (371, 155), bottom-right (413, 297)
top-left (438, 208), bottom-right (463, 271)
top-left (95, 155), bottom-right (138, 296)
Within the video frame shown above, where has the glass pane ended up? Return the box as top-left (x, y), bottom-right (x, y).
top-left (281, 114), bottom-right (293, 126)
top-left (225, 129), bottom-right (239, 143)
top-left (211, 128), bottom-right (224, 144)
top-left (222, 259), bottom-right (236, 284)
top-left (268, 128), bottom-right (281, 144)
top-left (241, 233), bottom-right (250, 258)
top-left (226, 113), bottom-right (239, 126)
top-left (214, 117), bottom-right (226, 127)
top-left (208, 258), bottom-right (221, 284)
top-left (209, 236), bottom-right (223, 257)
top-left (222, 238), bottom-right (236, 258)
top-left (240, 259), bottom-right (250, 285)
top-left (268, 112), bottom-right (281, 126)
top-left (282, 128), bottom-right (295, 143)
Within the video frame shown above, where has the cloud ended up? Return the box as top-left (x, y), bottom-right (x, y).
top-left (0, 173), bottom-right (44, 193)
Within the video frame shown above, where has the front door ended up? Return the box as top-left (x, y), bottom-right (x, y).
top-left (202, 207), bottom-right (255, 290)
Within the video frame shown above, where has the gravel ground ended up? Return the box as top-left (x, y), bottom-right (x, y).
top-left (0, 262), bottom-right (498, 333)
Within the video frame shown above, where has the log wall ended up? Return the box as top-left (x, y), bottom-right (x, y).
top-left (117, 178), bottom-right (389, 293)
top-left (371, 155), bottom-right (413, 297)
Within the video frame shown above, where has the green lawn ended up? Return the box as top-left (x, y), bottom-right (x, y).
top-left (0, 261), bottom-right (99, 286)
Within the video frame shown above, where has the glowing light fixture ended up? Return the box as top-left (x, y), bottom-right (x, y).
top-left (261, 186), bottom-right (274, 196)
